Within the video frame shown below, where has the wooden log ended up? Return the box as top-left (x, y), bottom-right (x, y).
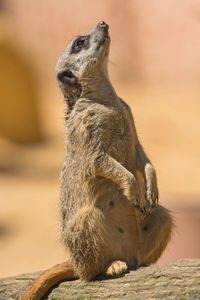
top-left (0, 258), bottom-right (199, 299)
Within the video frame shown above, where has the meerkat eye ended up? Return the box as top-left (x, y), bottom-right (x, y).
top-left (72, 36), bottom-right (89, 53)
top-left (76, 40), bottom-right (84, 48)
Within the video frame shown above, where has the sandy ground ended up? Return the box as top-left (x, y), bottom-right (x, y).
top-left (0, 84), bottom-right (200, 278)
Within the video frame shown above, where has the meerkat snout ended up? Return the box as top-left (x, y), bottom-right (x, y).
top-left (98, 20), bottom-right (109, 31)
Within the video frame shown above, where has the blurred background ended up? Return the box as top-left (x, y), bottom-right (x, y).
top-left (0, 0), bottom-right (200, 278)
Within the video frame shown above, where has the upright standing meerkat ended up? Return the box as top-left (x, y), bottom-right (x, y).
top-left (21, 21), bottom-right (173, 300)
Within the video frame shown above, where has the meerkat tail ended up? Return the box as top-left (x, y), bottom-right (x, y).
top-left (20, 262), bottom-right (76, 300)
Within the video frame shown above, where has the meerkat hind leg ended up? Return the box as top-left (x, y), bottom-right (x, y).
top-left (106, 260), bottom-right (128, 277)
top-left (140, 205), bottom-right (173, 266)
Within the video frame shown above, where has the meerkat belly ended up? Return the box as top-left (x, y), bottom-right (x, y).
top-left (95, 179), bottom-right (141, 262)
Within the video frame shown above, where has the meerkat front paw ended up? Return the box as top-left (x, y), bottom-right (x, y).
top-left (123, 178), bottom-right (150, 214)
top-left (144, 163), bottom-right (159, 211)
top-left (146, 182), bottom-right (159, 210)
top-left (106, 261), bottom-right (128, 277)
top-left (123, 178), bottom-right (142, 211)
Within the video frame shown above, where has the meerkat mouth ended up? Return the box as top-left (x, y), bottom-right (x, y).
top-left (97, 36), bottom-right (109, 48)
top-left (96, 34), bottom-right (110, 52)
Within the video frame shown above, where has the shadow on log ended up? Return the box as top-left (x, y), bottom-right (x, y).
top-left (0, 259), bottom-right (200, 299)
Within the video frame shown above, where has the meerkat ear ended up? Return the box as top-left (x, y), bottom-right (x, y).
top-left (57, 70), bottom-right (77, 85)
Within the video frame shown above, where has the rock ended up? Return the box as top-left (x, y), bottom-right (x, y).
top-left (0, 258), bottom-right (200, 299)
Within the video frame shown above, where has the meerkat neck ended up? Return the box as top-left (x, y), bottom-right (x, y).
top-left (81, 73), bottom-right (118, 106)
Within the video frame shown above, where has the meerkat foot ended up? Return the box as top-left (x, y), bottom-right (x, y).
top-left (106, 260), bottom-right (128, 277)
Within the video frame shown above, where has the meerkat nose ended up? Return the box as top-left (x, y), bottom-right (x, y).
top-left (98, 21), bottom-right (109, 30)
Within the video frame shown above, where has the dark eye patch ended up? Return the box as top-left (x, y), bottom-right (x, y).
top-left (71, 35), bottom-right (89, 54)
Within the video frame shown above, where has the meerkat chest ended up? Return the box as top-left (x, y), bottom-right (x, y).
top-left (107, 117), bottom-right (136, 168)
top-left (66, 103), bottom-right (136, 166)
top-left (66, 103), bottom-right (113, 148)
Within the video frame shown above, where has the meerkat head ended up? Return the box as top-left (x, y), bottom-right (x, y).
top-left (56, 21), bottom-right (110, 103)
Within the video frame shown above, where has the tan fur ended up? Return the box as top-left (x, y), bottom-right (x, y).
top-left (21, 21), bottom-right (173, 300)
top-left (21, 262), bottom-right (75, 300)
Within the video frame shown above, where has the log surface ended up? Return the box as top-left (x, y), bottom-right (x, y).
top-left (0, 258), bottom-right (200, 299)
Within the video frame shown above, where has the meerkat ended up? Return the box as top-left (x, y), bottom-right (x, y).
top-left (21, 21), bottom-right (173, 300)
